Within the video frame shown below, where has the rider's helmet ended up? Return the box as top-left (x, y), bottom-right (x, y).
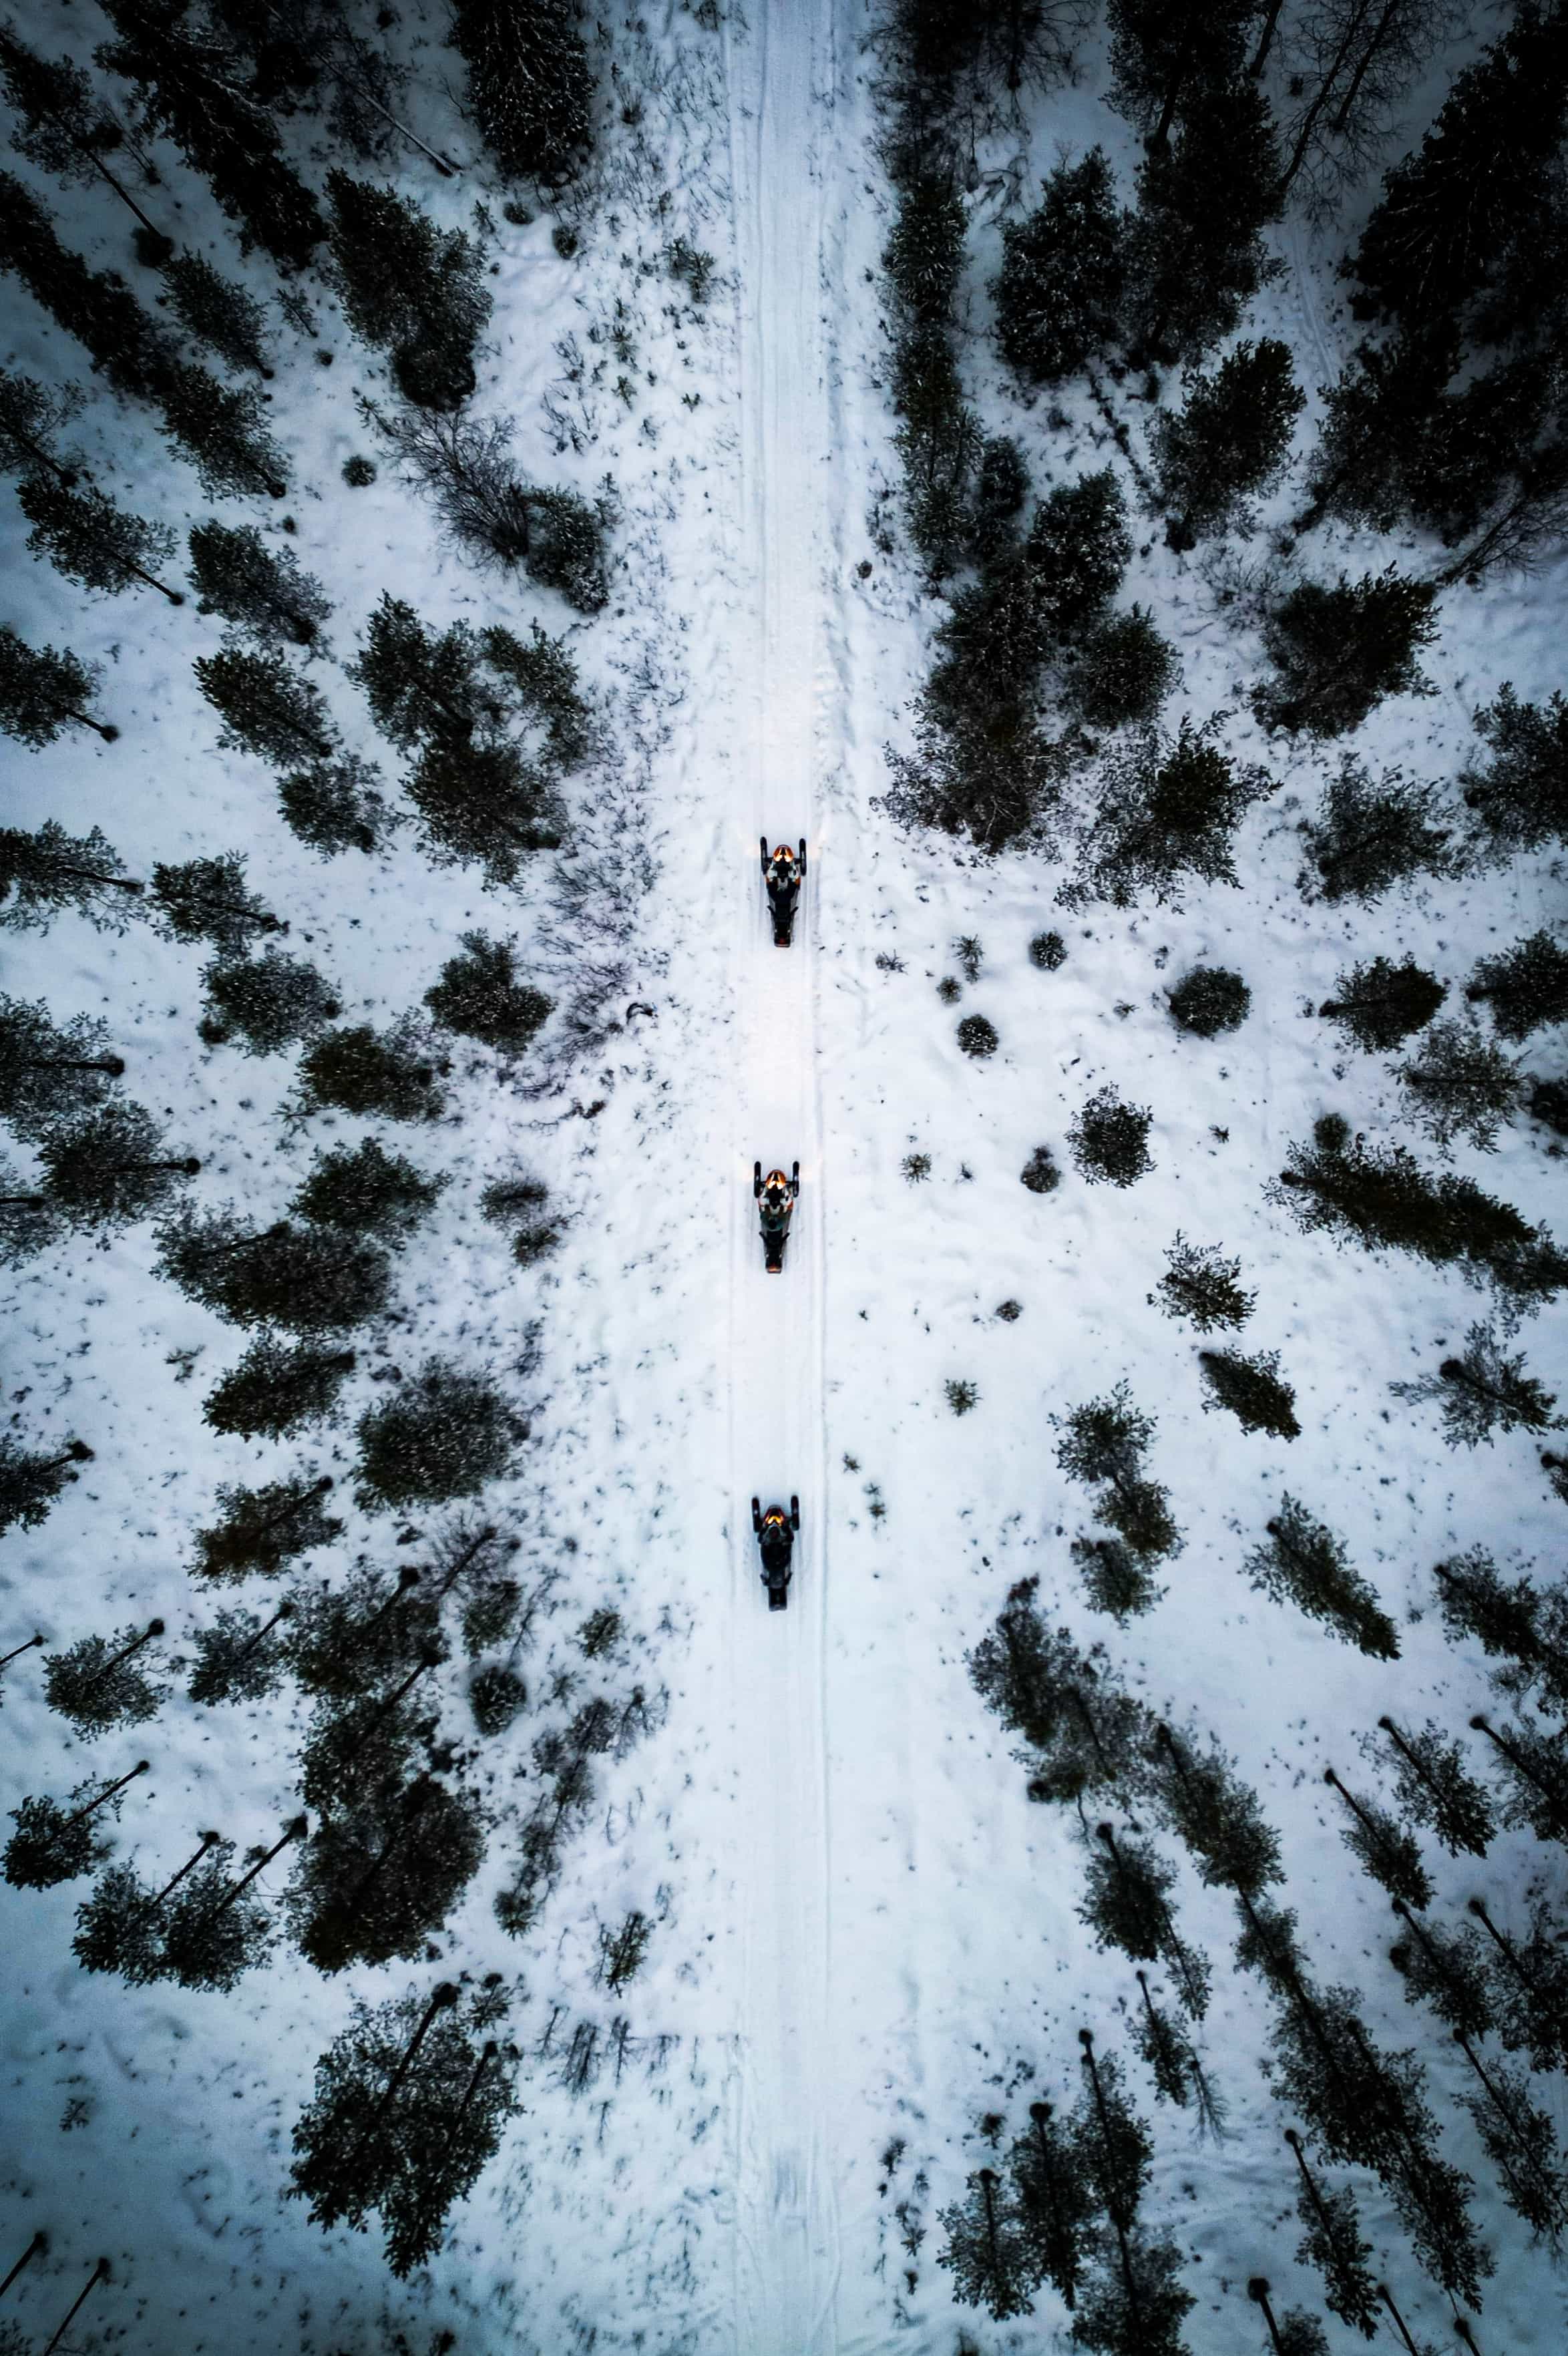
top-left (762, 1168), bottom-right (790, 1199)
top-left (770, 843), bottom-right (797, 871)
top-left (762, 1505), bottom-right (787, 1529)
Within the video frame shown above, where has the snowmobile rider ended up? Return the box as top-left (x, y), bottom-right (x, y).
top-left (761, 837), bottom-right (805, 942)
top-left (755, 1164), bottom-right (798, 1235)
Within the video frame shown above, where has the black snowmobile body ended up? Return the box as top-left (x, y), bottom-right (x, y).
top-left (753, 1159), bottom-right (801, 1273)
top-left (752, 1493), bottom-right (800, 1609)
top-left (761, 836), bottom-right (807, 946)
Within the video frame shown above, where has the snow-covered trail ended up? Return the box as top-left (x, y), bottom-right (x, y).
top-left (723, 3), bottom-right (842, 2348)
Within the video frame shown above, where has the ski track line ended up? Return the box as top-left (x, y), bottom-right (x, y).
top-left (723, 2), bottom-right (842, 2349)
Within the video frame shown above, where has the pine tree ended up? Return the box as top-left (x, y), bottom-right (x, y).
top-left (154, 359), bottom-right (287, 500)
top-left (1468, 1896), bottom-right (1568, 2076)
top-left (192, 1472), bottom-right (340, 1582)
top-left (16, 477), bottom-right (182, 604)
top-left (3, 1758), bottom-right (149, 1889)
top-left (0, 627), bottom-right (116, 746)
top-left (1394, 1020), bottom-right (1519, 1153)
top-left (425, 932), bottom-right (554, 1054)
top-left (43, 1618), bottom-right (165, 1732)
top-left (1254, 573), bottom-right (1439, 741)
top-left (188, 521), bottom-right (331, 646)
top-left (992, 149), bottom-right (1127, 386)
top-left (147, 852), bottom-right (283, 952)
top-left (161, 251), bottom-right (273, 379)
top-left (290, 1139), bottom-right (445, 1241)
top-left (1068, 1089), bottom-right (1155, 1188)
top-left (355, 1360), bottom-right (525, 1511)
top-left (202, 1334), bottom-right (355, 1440)
top-left (0, 25), bottom-right (170, 246)
top-left (479, 1171), bottom-right (562, 1266)
top-left (194, 642), bottom-right (336, 765)
top-left (1322, 1767), bottom-right (1432, 1908)
top-left (297, 1658), bottom-right (442, 1814)
top-left (937, 2164), bottom-right (1038, 2319)
top-left (1296, 326), bottom-right (1455, 536)
top-left (1083, 1823), bottom-right (1212, 2017)
top-left (35, 1103), bottom-right (199, 1230)
top-left (1121, 77), bottom-right (1282, 369)
top-left (1462, 683), bottom-right (1568, 855)
top-left (405, 734), bottom-right (560, 884)
top-left (967, 1580), bottom-right (1153, 1802)
top-left (1147, 1725), bottom-right (1283, 1895)
top-left (1290, 753), bottom-right (1450, 909)
top-left (1007, 2098), bottom-right (1095, 2309)
top-left (0, 822), bottom-right (141, 931)
top-left (156, 1205), bottom-right (393, 1331)
top-left (1105, 0), bottom-right (1260, 145)
top-left (1466, 931), bottom-right (1568, 1042)
top-left (1168, 967), bottom-right (1251, 1037)
top-left (0, 363), bottom-right (83, 485)
top-left (1153, 1235), bottom-right (1255, 1330)
top-left (0, 166), bottom-right (179, 403)
top-left (1133, 1971), bottom-right (1223, 2129)
top-left (1468, 1712), bottom-right (1568, 1842)
top-left (1283, 2132), bottom-right (1380, 2337)
top-left (1072, 2031), bottom-right (1195, 2355)
top-left (199, 948), bottom-right (338, 1055)
top-left (1394, 1322), bottom-right (1561, 1449)
top-left (205, 0), bottom-right (417, 168)
top-left (277, 755), bottom-right (392, 857)
top-left (1276, 0), bottom-right (1454, 214)
top-left (282, 1565), bottom-right (445, 1702)
top-left (96, 1), bottom-right (327, 269)
top-left (1197, 1348), bottom-right (1300, 1438)
top-left (1054, 1383), bottom-right (1181, 1558)
top-left (1389, 1903), bottom-right (1496, 2045)
top-left (158, 1820), bottom-right (303, 1991)
top-left (73, 1834), bottom-right (218, 1980)
top-left (1153, 339), bottom-right (1305, 547)
top-left (1247, 2278), bottom-right (1328, 2356)
top-left (888, 320), bottom-right (982, 581)
top-left (0, 1433), bottom-right (93, 1535)
top-left (0, 1159), bottom-right (58, 1267)
top-left (450, 0), bottom-right (592, 184)
top-left (1319, 954), bottom-right (1446, 1051)
top-left (296, 1022), bottom-right (448, 1122)
top-left (288, 1978), bottom-right (518, 2277)
top-left (1065, 606), bottom-right (1179, 731)
top-left (1243, 1497), bottom-right (1398, 1657)
top-left (884, 170), bottom-right (966, 326)
top-left (186, 1599), bottom-right (295, 1704)
top-left (1374, 1718), bottom-right (1494, 1856)
top-left (283, 1777), bottom-right (485, 1974)
top-left (323, 173), bottom-right (489, 409)
top-left (0, 996), bottom-right (125, 1139)
top-left (1452, 2036), bottom-right (1568, 2247)
top-left (1432, 1547), bottom-right (1568, 1711)
top-left (1064, 718), bottom-right (1271, 910)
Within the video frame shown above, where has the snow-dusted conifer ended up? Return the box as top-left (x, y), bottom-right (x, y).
top-left (1394, 1322), bottom-right (1561, 1448)
top-left (17, 476), bottom-right (180, 603)
top-left (194, 642), bottom-right (335, 765)
top-left (0, 823), bottom-right (139, 930)
top-left (3, 1759), bottom-right (148, 1889)
top-left (1468, 1712), bottom-right (1568, 1842)
top-left (1283, 2132), bottom-right (1380, 2337)
top-left (44, 1618), bottom-right (165, 1732)
top-left (937, 2165), bottom-right (1038, 2319)
top-left (1374, 1718), bottom-right (1494, 1856)
top-left (1300, 757), bottom-right (1456, 901)
top-left (278, 755), bottom-right (391, 857)
top-left (1247, 2278), bottom-right (1328, 2356)
top-left (0, 628), bottom-right (116, 746)
top-left (355, 1360), bottom-right (524, 1511)
top-left (1452, 2039), bottom-right (1568, 2248)
top-left (1243, 1497), bottom-right (1398, 1657)
top-left (1066, 719), bottom-right (1269, 910)
top-left (147, 852), bottom-right (282, 951)
top-left (1463, 684), bottom-right (1568, 855)
top-left (199, 949), bottom-right (339, 1054)
top-left (1388, 1903), bottom-right (1497, 2042)
top-left (1068, 1088), bottom-right (1155, 1187)
top-left (992, 150), bottom-right (1125, 385)
top-left (192, 1473), bottom-right (340, 1583)
top-left (1148, 1725), bottom-right (1283, 1895)
top-left (0, 25), bottom-right (167, 245)
top-left (1466, 930), bottom-right (1568, 1041)
top-left (323, 172), bottom-right (489, 409)
top-left (202, 1335), bottom-right (355, 1440)
top-left (1396, 1020), bottom-right (1519, 1152)
top-left (291, 1139), bottom-right (445, 1241)
top-left (1255, 572), bottom-right (1438, 740)
top-left (1168, 967), bottom-right (1250, 1036)
top-left (1153, 339), bottom-right (1304, 547)
top-left (282, 1565), bottom-right (443, 1702)
top-left (1468, 1897), bottom-right (1568, 2076)
top-left (1083, 1823), bottom-right (1212, 2017)
top-left (159, 1820), bottom-right (303, 1991)
top-left (0, 363), bottom-right (81, 484)
top-left (450, 0), bottom-right (592, 182)
top-left (1154, 1236), bottom-right (1255, 1331)
top-left (186, 1600), bottom-right (295, 1705)
top-left (284, 1778), bottom-right (485, 1974)
top-left (0, 996), bottom-right (124, 1137)
top-left (188, 521), bottom-right (330, 646)
top-left (968, 1578), bottom-right (1152, 1802)
top-left (1121, 77), bottom-right (1282, 367)
top-left (1197, 1348), bottom-right (1300, 1438)
top-left (1320, 954), bottom-right (1444, 1050)
top-left (426, 932), bottom-right (554, 1052)
top-left (161, 252), bottom-right (273, 379)
top-left (0, 1434), bottom-right (92, 1534)
top-left (1322, 1768), bottom-right (1432, 1909)
top-left (35, 1103), bottom-right (198, 1230)
top-left (156, 1206), bottom-right (391, 1330)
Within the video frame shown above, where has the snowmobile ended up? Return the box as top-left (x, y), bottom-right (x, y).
top-left (761, 837), bottom-right (807, 946)
top-left (753, 1159), bottom-right (800, 1273)
top-left (753, 1494), bottom-right (800, 1609)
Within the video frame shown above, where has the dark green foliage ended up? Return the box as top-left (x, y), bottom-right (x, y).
top-left (451, 0), bottom-right (592, 183)
top-left (0, 1434), bottom-right (92, 1535)
top-left (291, 1139), bottom-right (445, 1241)
top-left (1247, 2285), bottom-right (1328, 2356)
top-left (1083, 1823), bottom-right (1211, 2017)
top-left (957, 1014), bottom-right (998, 1058)
top-left (1432, 1549), bottom-right (1568, 1714)
top-left (0, 995), bottom-right (124, 1139)
top-left (1197, 1347), bottom-right (1299, 1438)
top-left (1072, 2224), bottom-right (1194, 2355)
top-left (1153, 339), bottom-right (1304, 546)
top-left (3, 1760), bottom-right (147, 1890)
top-left (889, 321), bottom-right (982, 579)
top-left (425, 933), bottom-right (553, 1054)
top-left (1285, 2134), bottom-right (1381, 2339)
top-left (1470, 1897), bottom-right (1568, 2075)
top-left (666, 237), bottom-right (715, 304)
top-left (1324, 1768), bottom-right (1432, 1908)
top-left (186, 1601), bottom-right (294, 1706)
top-left (1244, 1495), bottom-right (1398, 1657)
top-left (297, 1674), bottom-right (438, 1814)
top-left (148, 852), bottom-right (282, 952)
top-left (283, 1567), bottom-right (445, 1702)
top-left (150, 359), bottom-right (288, 500)
top-left (1064, 607), bottom-right (1177, 730)
top-left (1068, 1087), bottom-right (1153, 1187)
top-left (195, 642), bottom-right (336, 765)
top-left (297, 1022), bottom-right (448, 1123)
top-left (1006, 2098), bottom-right (1094, 2312)
top-left (1298, 326), bottom-right (1457, 536)
top-left (203, 1335), bottom-right (355, 1440)
top-left (1073, 1535), bottom-right (1163, 1620)
top-left (1464, 684), bottom-right (1568, 855)
top-left (937, 2165), bottom-right (1036, 2320)
top-left (1056, 1383), bottom-right (1181, 1564)
top-left (1271, 1123), bottom-right (1568, 1310)
top-left (479, 620), bottom-right (596, 767)
top-left (192, 1472), bottom-right (341, 1583)
top-left (1388, 1906), bottom-right (1497, 2040)
top-left (1065, 719), bottom-right (1271, 910)
top-left (992, 149), bottom-right (1125, 385)
top-left (504, 482), bottom-right (610, 613)
top-left (188, 521), bottom-right (330, 647)
top-left (882, 696), bottom-right (1064, 854)
top-left (1149, 1725), bottom-right (1282, 1895)
top-left (0, 165), bottom-right (180, 403)
top-left (97, 1), bottom-right (326, 268)
top-left (1155, 1235), bottom-right (1253, 1331)
top-left (469, 1662), bottom-right (527, 1736)
top-left (72, 1856), bottom-right (178, 1979)
top-left (0, 361), bottom-right (81, 483)
top-left (0, 626), bottom-right (114, 747)
top-left (162, 252), bottom-right (272, 378)
top-left (1254, 571), bottom-right (1438, 740)
top-left (1536, 1078), bottom-right (1568, 1135)
top-left (342, 453), bottom-right (377, 487)
top-left (1300, 757), bottom-right (1458, 904)
top-left (157, 1831), bottom-right (288, 1991)
top-left (157, 1206), bottom-right (391, 1330)
top-left (1320, 954), bottom-right (1445, 1052)
top-left (288, 1979), bottom-right (518, 2277)
top-left (1455, 2045), bottom-right (1568, 2246)
top-left (43, 1619), bottom-right (165, 1732)
top-left (967, 435), bottom-right (1030, 566)
top-left (278, 755), bottom-right (392, 857)
top-left (355, 1359), bottom-right (525, 1511)
top-left (285, 1778), bottom-right (484, 1975)
top-left (324, 173), bottom-right (489, 410)
top-left (0, 27), bottom-right (144, 218)
top-left (1134, 1973), bottom-right (1222, 2126)
top-left (967, 1577), bottom-right (1152, 1804)
top-left (884, 172), bottom-right (966, 324)
top-left (1374, 1717), bottom-right (1494, 1856)
top-left (1395, 1320), bottom-right (1561, 1450)
top-left (36, 1102), bottom-right (198, 1230)
top-left (1105, 0), bottom-right (1258, 142)
top-left (1020, 1145), bottom-right (1060, 1194)
top-left (1122, 77), bottom-right (1283, 369)
top-left (200, 948), bottom-right (339, 1054)
top-left (1471, 1711), bottom-right (1568, 1842)
top-left (1467, 931), bottom-right (1568, 1042)
top-left (1168, 966), bottom-right (1249, 1038)
top-left (16, 475), bottom-right (177, 601)
top-left (480, 1171), bottom-right (562, 1265)
top-left (1030, 929), bottom-right (1066, 970)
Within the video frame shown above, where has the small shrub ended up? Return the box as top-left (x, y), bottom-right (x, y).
top-left (937, 975), bottom-right (962, 1004)
top-left (1020, 1147), bottom-right (1060, 1195)
top-left (578, 1607), bottom-right (622, 1657)
top-left (355, 1359), bottom-right (525, 1509)
top-left (1068, 1087), bottom-right (1154, 1186)
top-left (945, 1380), bottom-right (979, 1416)
top-left (954, 935), bottom-right (983, 982)
top-left (469, 1663), bottom-right (527, 1736)
top-left (1064, 606), bottom-right (1178, 730)
top-left (1154, 1236), bottom-right (1255, 1331)
top-left (342, 455), bottom-right (377, 487)
top-left (902, 1152), bottom-right (932, 1183)
top-left (957, 1014), bottom-right (999, 1058)
top-left (1168, 966), bottom-right (1250, 1037)
top-left (1030, 930), bottom-right (1067, 970)
top-left (996, 1299), bottom-right (1022, 1321)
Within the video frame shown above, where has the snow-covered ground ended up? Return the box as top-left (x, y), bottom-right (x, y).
top-left (3, 0), bottom-right (1567, 2351)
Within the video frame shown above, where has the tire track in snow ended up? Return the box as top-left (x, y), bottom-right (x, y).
top-left (723, 3), bottom-right (841, 2349)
